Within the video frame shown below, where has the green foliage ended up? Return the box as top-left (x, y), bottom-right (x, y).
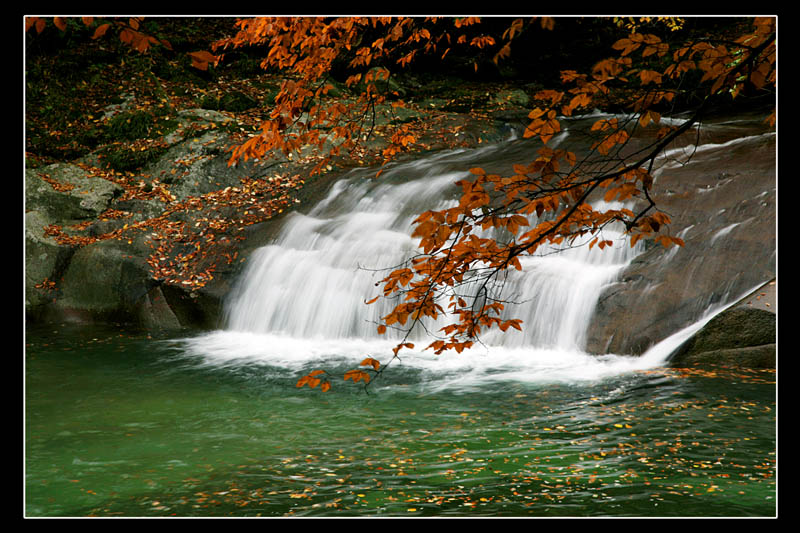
top-left (105, 110), bottom-right (156, 141)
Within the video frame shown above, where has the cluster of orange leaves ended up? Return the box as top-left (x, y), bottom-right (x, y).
top-left (26, 16), bottom-right (172, 54)
top-left (208, 17), bottom-right (553, 175)
top-left (296, 357), bottom-right (381, 391)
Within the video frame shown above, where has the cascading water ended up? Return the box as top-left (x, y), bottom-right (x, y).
top-left (223, 164), bottom-right (468, 341)
top-left (180, 135), bottom-right (684, 388)
top-left (224, 133), bottom-right (645, 349)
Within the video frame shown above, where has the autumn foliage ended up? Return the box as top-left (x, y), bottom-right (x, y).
top-left (207, 17), bottom-right (560, 175)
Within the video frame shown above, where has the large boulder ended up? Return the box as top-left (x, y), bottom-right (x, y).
top-left (25, 163), bottom-right (123, 318)
top-left (48, 235), bottom-right (167, 325)
top-left (25, 210), bottom-right (75, 315)
top-left (585, 113), bottom-right (776, 356)
top-left (668, 306), bottom-right (776, 368)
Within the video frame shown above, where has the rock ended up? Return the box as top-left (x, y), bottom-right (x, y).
top-left (100, 92), bottom-right (137, 121)
top-left (670, 344), bottom-right (775, 369)
top-left (26, 163), bottom-right (123, 219)
top-left (585, 116), bottom-right (776, 356)
top-left (491, 88), bottom-right (530, 108)
top-left (136, 285), bottom-right (183, 331)
top-left (683, 307), bottom-right (774, 351)
top-left (50, 236), bottom-right (159, 324)
top-left (669, 307), bottom-right (776, 368)
top-left (25, 210), bottom-right (75, 315)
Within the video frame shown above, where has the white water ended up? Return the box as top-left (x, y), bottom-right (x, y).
top-left (179, 140), bottom-right (702, 387)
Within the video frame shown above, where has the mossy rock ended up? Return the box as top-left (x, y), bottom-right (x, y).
top-left (689, 307), bottom-right (775, 353)
top-left (104, 110), bottom-right (180, 144)
top-left (199, 91), bottom-right (258, 112)
top-left (99, 144), bottom-right (169, 172)
top-left (670, 307), bottom-right (776, 368)
top-left (105, 110), bottom-right (157, 141)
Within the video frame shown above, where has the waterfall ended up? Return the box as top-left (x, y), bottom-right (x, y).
top-left (224, 166), bottom-right (465, 340)
top-left (173, 111), bottom-right (774, 388)
top-left (177, 138), bottom-right (697, 387)
top-left (223, 143), bottom-right (641, 354)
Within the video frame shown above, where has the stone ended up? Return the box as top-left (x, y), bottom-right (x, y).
top-left (25, 210), bottom-right (75, 314)
top-left (53, 236), bottom-right (157, 323)
top-left (669, 307), bottom-right (776, 368)
top-left (671, 344), bottom-right (776, 369)
top-left (585, 116), bottom-right (776, 356)
top-left (26, 163), bottom-right (124, 220)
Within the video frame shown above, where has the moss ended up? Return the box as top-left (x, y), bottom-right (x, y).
top-left (104, 111), bottom-right (180, 143)
top-left (198, 91), bottom-right (258, 112)
top-left (105, 110), bottom-right (157, 141)
top-left (99, 144), bottom-right (169, 172)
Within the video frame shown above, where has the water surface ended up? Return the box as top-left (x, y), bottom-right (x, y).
top-left (25, 325), bottom-right (776, 517)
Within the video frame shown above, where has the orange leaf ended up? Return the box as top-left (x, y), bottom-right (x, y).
top-left (527, 107), bottom-right (547, 120)
top-left (639, 70), bottom-right (663, 85)
top-left (92, 23), bottom-right (110, 39)
top-left (344, 369), bottom-right (371, 384)
top-left (188, 50), bottom-right (219, 71)
top-left (639, 109), bottom-right (661, 128)
top-left (54, 17), bottom-right (67, 31)
top-left (360, 357), bottom-right (381, 370)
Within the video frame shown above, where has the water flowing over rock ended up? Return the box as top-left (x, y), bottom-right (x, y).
top-left (222, 109), bottom-right (775, 367)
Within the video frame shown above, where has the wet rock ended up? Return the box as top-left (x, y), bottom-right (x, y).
top-left (669, 307), bottom-right (776, 368)
top-left (585, 118), bottom-right (776, 356)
